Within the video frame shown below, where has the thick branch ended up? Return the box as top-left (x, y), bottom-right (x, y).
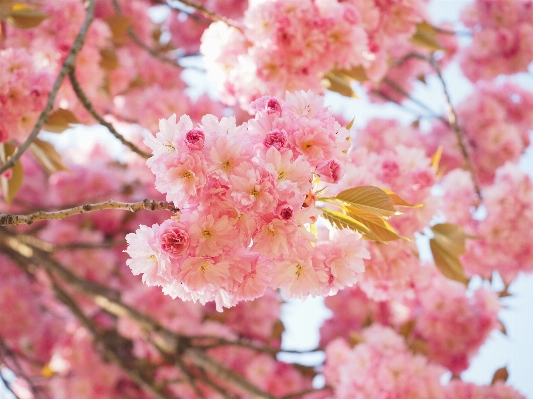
top-left (0, 199), bottom-right (178, 226)
top-left (68, 69), bottom-right (151, 158)
top-left (0, 0), bottom-right (96, 175)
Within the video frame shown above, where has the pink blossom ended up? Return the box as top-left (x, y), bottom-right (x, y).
top-left (157, 219), bottom-right (190, 258)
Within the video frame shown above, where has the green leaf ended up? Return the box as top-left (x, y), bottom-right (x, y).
top-left (429, 223), bottom-right (468, 284)
top-left (336, 186), bottom-right (399, 218)
top-left (410, 21), bottom-right (443, 52)
top-left (29, 138), bottom-right (69, 174)
top-left (0, 142), bottom-right (24, 206)
top-left (321, 208), bottom-right (371, 235)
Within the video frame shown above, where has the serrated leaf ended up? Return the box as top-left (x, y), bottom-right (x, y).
top-left (381, 188), bottom-right (424, 208)
top-left (399, 319), bottom-right (416, 339)
top-left (41, 363), bottom-right (56, 378)
top-left (344, 118), bottom-right (354, 130)
top-left (431, 223), bottom-right (466, 256)
top-left (410, 21), bottom-right (443, 52)
top-left (6, 7), bottom-right (48, 29)
top-left (292, 364), bottom-right (317, 379)
top-left (429, 239), bottom-right (468, 285)
top-left (44, 108), bottom-right (79, 133)
top-left (349, 209), bottom-right (405, 242)
top-left (29, 138), bottom-right (69, 174)
top-left (270, 320), bottom-right (285, 343)
top-left (100, 47), bottom-right (119, 70)
top-left (348, 331), bottom-right (364, 347)
top-left (323, 71), bottom-right (357, 98)
top-left (408, 338), bottom-right (430, 356)
top-left (497, 319), bottom-right (507, 335)
top-left (431, 146), bottom-right (443, 174)
top-left (0, 142), bottom-right (24, 206)
top-left (322, 208), bottom-right (371, 235)
top-left (336, 186), bottom-right (399, 218)
top-left (339, 65), bottom-right (368, 82)
top-left (491, 366), bottom-right (509, 385)
top-left (104, 15), bottom-right (131, 44)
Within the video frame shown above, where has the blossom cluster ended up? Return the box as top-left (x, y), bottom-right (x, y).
top-left (0, 48), bottom-right (52, 143)
top-left (126, 91), bottom-right (370, 310)
top-left (460, 0), bottom-right (533, 81)
top-left (324, 325), bottom-right (525, 399)
top-left (426, 82), bottom-right (533, 184)
top-left (321, 265), bottom-right (500, 374)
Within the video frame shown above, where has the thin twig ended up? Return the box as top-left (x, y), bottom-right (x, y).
top-left (175, 357), bottom-right (206, 399)
top-left (111, 0), bottom-right (184, 69)
top-left (280, 386), bottom-right (333, 399)
top-left (68, 69), bottom-right (151, 158)
top-left (169, 0), bottom-right (240, 29)
top-left (185, 348), bottom-right (278, 399)
top-left (0, 199), bottom-right (178, 226)
top-left (0, 0), bottom-right (96, 175)
top-left (432, 25), bottom-right (471, 37)
top-left (0, 366), bottom-right (21, 399)
top-left (196, 367), bottom-right (239, 399)
top-left (381, 77), bottom-right (449, 125)
top-left (192, 336), bottom-right (322, 355)
top-left (422, 55), bottom-right (482, 198)
top-left (48, 275), bottom-right (177, 399)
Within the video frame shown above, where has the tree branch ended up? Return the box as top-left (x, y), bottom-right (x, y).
top-left (0, 199), bottom-right (178, 226)
top-left (424, 55), bottom-right (482, 199)
top-left (0, 0), bottom-right (96, 175)
top-left (111, 0), bottom-right (185, 69)
top-left (48, 275), bottom-right (177, 399)
top-left (169, 0), bottom-right (240, 29)
top-left (185, 348), bottom-right (278, 399)
top-left (68, 69), bottom-right (151, 158)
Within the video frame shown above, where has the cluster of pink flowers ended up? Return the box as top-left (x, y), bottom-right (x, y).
top-left (426, 82), bottom-right (533, 184)
top-left (200, 0), bottom-right (438, 107)
top-left (444, 380), bottom-right (526, 399)
top-left (324, 325), bottom-right (446, 399)
top-left (201, 0), bottom-right (368, 107)
top-left (321, 264), bottom-right (501, 375)
top-left (441, 163), bottom-right (533, 282)
top-left (126, 91), bottom-right (370, 310)
top-left (464, 164), bottom-right (533, 281)
top-left (460, 0), bottom-right (533, 81)
top-left (0, 48), bottom-right (52, 143)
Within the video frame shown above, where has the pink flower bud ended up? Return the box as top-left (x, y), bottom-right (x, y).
top-left (276, 203), bottom-right (294, 220)
top-left (263, 129), bottom-right (287, 150)
top-left (185, 129), bottom-right (205, 150)
top-left (316, 159), bottom-right (344, 183)
top-left (343, 5), bottom-right (361, 25)
top-left (160, 225), bottom-right (190, 257)
top-left (266, 98), bottom-right (282, 116)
